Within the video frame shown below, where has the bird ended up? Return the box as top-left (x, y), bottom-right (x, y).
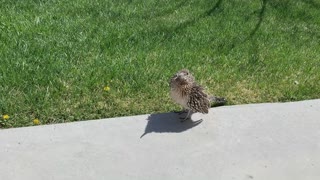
top-left (169, 69), bottom-right (226, 122)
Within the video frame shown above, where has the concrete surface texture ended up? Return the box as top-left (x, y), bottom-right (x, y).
top-left (0, 99), bottom-right (320, 180)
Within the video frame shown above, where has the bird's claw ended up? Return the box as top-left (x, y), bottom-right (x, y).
top-left (179, 117), bottom-right (189, 122)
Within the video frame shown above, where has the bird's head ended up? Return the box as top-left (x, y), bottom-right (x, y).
top-left (170, 69), bottom-right (195, 86)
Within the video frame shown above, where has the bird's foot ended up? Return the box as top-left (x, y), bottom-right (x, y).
top-left (179, 116), bottom-right (190, 122)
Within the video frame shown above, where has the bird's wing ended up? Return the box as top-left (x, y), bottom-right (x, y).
top-left (187, 85), bottom-right (210, 113)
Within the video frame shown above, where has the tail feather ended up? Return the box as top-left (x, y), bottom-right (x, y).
top-left (209, 96), bottom-right (227, 107)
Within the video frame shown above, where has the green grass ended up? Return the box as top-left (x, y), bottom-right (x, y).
top-left (1, 0), bottom-right (319, 128)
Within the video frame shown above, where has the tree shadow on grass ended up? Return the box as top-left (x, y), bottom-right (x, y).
top-left (155, 0), bottom-right (266, 53)
top-left (172, 0), bottom-right (223, 33)
top-left (302, 0), bottom-right (320, 8)
top-left (205, 0), bottom-right (224, 16)
top-left (140, 112), bottom-right (203, 138)
top-left (221, 0), bottom-right (268, 53)
top-left (115, 0), bottom-right (224, 52)
top-left (247, 0), bottom-right (268, 39)
top-left (142, 0), bottom-right (189, 19)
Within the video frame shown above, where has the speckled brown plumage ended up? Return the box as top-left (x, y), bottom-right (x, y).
top-left (170, 69), bottom-right (226, 121)
top-left (187, 85), bottom-right (210, 113)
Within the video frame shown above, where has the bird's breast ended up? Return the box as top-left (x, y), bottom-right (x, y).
top-left (170, 87), bottom-right (189, 108)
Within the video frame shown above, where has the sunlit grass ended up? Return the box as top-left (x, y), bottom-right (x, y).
top-left (0, 0), bottom-right (319, 128)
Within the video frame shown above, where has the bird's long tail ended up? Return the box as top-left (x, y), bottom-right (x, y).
top-left (209, 96), bottom-right (227, 107)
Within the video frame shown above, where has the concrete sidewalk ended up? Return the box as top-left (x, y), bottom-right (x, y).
top-left (1, 100), bottom-right (320, 180)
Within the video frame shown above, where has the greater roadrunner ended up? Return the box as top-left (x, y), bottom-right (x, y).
top-left (170, 69), bottom-right (226, 122)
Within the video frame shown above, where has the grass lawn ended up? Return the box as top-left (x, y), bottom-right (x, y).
top-left (1, 0), bottom-right (319, 128)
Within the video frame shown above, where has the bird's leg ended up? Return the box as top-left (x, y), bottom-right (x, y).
top-left (180, 110), bottom-right (192, 122)
top-left (174, 108), bottom-right (188, 115)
